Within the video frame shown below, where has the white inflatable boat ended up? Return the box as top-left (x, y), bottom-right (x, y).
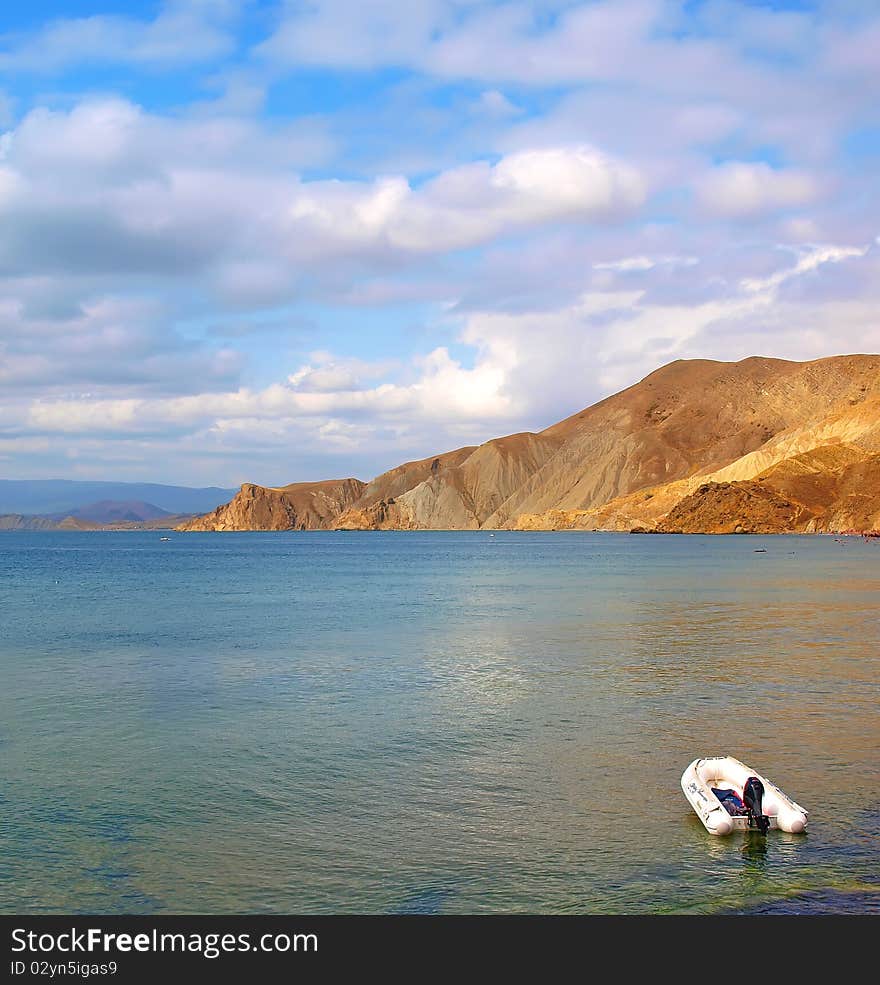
top-left (681, 756), bottom-right (808, 836)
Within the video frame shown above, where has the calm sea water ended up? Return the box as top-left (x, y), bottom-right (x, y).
top-left (1, 531), bottom-right (878, 914)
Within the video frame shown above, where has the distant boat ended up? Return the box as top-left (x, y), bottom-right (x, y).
top-left (160, 536), bottom-right (171, 541)
top-left (681, 756), bottom-right (807, 836)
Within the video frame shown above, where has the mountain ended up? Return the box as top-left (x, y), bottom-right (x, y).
top-left (178, 479), bottom-right (367, 531)
top-left (179, 354), bottom-right (880, 535)
top-left (0, 509), bottom-right (195, 531)
top-left (0, 480), bottom-right (237, 517)
top-left (52, 500), bottom-right (172, 523)
top-left (0, 514), bottom-right (62, 531)
top-left (0, 497), bottom-right (200, 531)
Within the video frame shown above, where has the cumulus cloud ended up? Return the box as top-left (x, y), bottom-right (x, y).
top-left (0, 100), bottom-right (645, 285)
top-left (259, 0), bottom-right (879, 179)
top-left (288, 354), bottom-right (398, 392)
top-left (259, 0), bottom-right (675, 87)
top-left (17, 242), bottom-right (876, 459)
top-left (257, 0), bottom-right (876, 104)
top-left (0, 0), bottom-right (242, 72)
top-left (289, 146), bottom-right (645, 253)
top-left (0, 91), bottom-right (648, 480)
top-left (3, 96), bottom-right (332, 180)
top-left (25, 337), bottom-right (513, 434)
top-left (0, 98), bottom-right (334, 288)
top-left (449, 240), bottom-right (879, 416)
top-left (258, 0), bottom-right (447, 71)
top-left (695, 162), bottom-right (823, 219)
top-left (1, 2), bottom-right (879, 485)
top-left (0, 293), bottom-right (243, 393)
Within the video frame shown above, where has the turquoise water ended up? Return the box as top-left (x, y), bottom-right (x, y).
top-left (1, 531), bottom-right (878, 914)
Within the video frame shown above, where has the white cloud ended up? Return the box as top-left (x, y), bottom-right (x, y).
top-left (0, 0), bottom-right (241, 72)
top-left (439, 241), bottom-right (878, 420)
top-left (0, 289), bottom-right (244, 394)
top-left (740, 243), bottom-right (868, 294)
top-left (23, 343), bottom-right (513, 439)
top-left (260, 0), bottom-right (672, 88)
top-left (594, 255), bottom-right (698, 272)
top-left (8, 238), bottom-right (879, 486)
top-left (2, 1), bottom-right (880, 485)
top-left (491, 147), bottom-right (645, 220)
top-left (22, 242), bottom-right (873, 440)
top-left (695, 161), bottom-right (822, 219)
top-left (256, 0), bottom-right (880, 126)
top-left (258, 0), bottom-right (448, 70)
top-left (0, 99), bottom-right (644, 283)
top-left (285, 146), bottom-right (645, 254)
top-left (475, 90), bottom-right (521, 117)
top-left (288, 354), bottom-right (397, 393)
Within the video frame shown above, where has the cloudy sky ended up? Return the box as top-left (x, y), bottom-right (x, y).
top-left (1, 0), bottom-right (879, 486)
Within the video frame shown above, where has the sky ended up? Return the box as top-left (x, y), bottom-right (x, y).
top-left (1, 0), bottom-right (879, 487)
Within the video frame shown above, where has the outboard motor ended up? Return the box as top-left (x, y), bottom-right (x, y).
top-left (743, 776), bottom-right (770, 834)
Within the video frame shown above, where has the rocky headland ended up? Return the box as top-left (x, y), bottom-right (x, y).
top-left (178, 354), bottom-right (880, 535)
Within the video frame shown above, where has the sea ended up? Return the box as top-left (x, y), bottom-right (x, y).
top-left (1, 531), bottom-right (878, 914)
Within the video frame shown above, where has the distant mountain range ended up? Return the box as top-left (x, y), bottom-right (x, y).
top-left (179, 354), bottom-right (880, 535)
top-left (0, 509), bottom-right (192, 531)
top-left (0, 481), bottom-right (236, 517)
top-left (0, 482), bottom-right (237, 531)
top-left (48, 499), bottom-right (171, 523)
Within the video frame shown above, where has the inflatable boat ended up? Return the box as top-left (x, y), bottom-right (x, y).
top-left (681, 756), bottom-right (808, 836)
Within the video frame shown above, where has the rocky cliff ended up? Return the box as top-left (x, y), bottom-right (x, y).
top-left (179, 354), bottom-right (880, 534)
top-left (177, 478), bottom-right (366, 531)
top-left (652, 445), bottom-right (880, 535)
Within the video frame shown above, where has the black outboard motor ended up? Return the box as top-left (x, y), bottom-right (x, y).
top-left (743, 776), bottom-right (770, 834)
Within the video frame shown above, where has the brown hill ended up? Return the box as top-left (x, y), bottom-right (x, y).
top-left (177, 478), bottom-right (366, 531)
top-left (650, 443), bottom-right (880, 535)
top-left (336, 432), bottom-right (563, 530)
top-left (179, 354), bottom-right (880, 534)
top-left (334, 445), bottom-right (479, 529)
top-left (655, 481), bottom-right (814, 534)
top-left (0, 514), bottom-right (61, 531)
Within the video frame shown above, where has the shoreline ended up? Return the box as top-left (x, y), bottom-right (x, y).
top-left (2, 526), bottom-right (879, 536)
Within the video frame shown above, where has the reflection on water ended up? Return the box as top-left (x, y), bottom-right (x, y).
top-left (742, 833), bottom-right (769, 870)
top-left (0, 531), bottom-right (878, 913)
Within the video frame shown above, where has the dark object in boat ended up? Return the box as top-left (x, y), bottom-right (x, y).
top-left (712, 788), bottom-right (748, 816)
top-left (743, 776), bottom-right (771, 834)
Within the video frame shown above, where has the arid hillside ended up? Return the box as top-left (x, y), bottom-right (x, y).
top-left (179, 354), bottom-right (880, 534)
top-left (178, 478), bottom-right (366, 531)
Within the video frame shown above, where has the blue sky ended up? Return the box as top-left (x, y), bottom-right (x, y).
top-left (1, 0), bottom-right (879, 486)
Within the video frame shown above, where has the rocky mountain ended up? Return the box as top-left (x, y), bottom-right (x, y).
top-left (179, 354), bottom-right (880, 535)
top-left (177, 478), bottom-right (367, 531)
